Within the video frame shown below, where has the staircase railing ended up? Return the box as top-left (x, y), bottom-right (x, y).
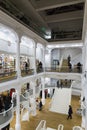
top-left (0, 104), bottom-right (13, 129)
top-left (35, 120), bottom-right (46, 130)
top-left (58, 124), bottom-right (64, 130)
top-left (73, 126), bottom-right (82, 130)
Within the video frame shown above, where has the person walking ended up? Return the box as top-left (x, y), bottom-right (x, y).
top-left (67, 105), bottom-right (73, 120)
top-left (39, 99), bottom-right (43, 111)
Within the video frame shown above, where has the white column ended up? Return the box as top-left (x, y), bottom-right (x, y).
top-left (85, 102), bottom-right (87, 130)
top-left (82, 1), bottom-right (87, 129)
top-left (34, 40), bottom-right (37, 74)
top-left (16, 40), bottom-right (21, 78)
top-left (43, 46), bottom-right (45, 72)
top-left (81, 73), bottom-right (85, 128)
top-left (15, 88), bottom-right (21, 130)
top-left (41, 77), bottom-right (45, 105)
top-left (32, 81), bottom-right (36, 99)
top-left (83, 75), bottom-right (87, 130)
top-left (31, 81), bottom-right (37, 116)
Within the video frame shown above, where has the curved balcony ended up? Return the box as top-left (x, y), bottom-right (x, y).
top-left (21, 69), bottom-right (34, 77)
top-left (22, 89), bottom-right (33, 98)
top-left (36, 67), bottom-right (44, 73)
top-left (0, 67), bottom-right (17, 83)
top-left (0, 104), bottom-right (13, 129)
top-left (45, 65), bottom-right (82, 73)
top-left (12, 90), bottom-right (33, 112)
top-left (0, 65), bottom-right (82, 83)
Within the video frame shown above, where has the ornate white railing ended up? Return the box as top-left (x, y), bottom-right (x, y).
top-left (35, 120), bottom-right (46, 130)
top-left (0, 104), bottom-right (13, 129)
top-left (58, 124), bottom-right (64, 130)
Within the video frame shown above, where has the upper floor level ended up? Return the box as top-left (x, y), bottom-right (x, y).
top-left (0, 10), bottom-right (84, 87)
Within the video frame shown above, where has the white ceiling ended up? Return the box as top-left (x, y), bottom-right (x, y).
top-left (1, 0), bottom-right (85, 41)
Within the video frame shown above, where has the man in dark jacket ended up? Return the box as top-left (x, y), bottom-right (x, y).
top-left (67, 105), bottom-right (73, 119)
top-left (39, 100), bottom-right (43, 111)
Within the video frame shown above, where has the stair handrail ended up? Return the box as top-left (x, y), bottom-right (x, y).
top-left (0, 104), bottom-right (13, 129)
top-left (73, 126), bottom-right (82, 130)
top-left (35, 120), bottom-right (46, 130)
top-left (58, 124), bottom-right (64, 130)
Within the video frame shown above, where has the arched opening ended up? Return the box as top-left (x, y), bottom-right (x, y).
top-left (20, 36), bottom-right (34, 76)
top-left (0, 24), bottom-right (18, 82)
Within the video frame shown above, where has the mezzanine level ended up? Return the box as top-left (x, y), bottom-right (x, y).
top-left (0, 66), bottom-right (82, 83)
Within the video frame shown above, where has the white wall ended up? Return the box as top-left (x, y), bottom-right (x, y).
top-left (71, 80), bottom-right (82, 96)
top-left (45, 49), bottom-right (60, 68)
top-left (45, 51), bottom-right (51, 68)
top-left (60, 48), bottom-right (82, 67)
top-left (36, 47), bottom-right (43, 63)
top-left (20, 46), bottom-right (34, 56)
top-left (0, 39), bottom-right (16, 54)
top-left (51, 49), bottom-right (60, 61)
top-left (60, 48), bottom-right (81, 58)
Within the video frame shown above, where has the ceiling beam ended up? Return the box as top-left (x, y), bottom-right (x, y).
top-left (36, 0), bottom-right (85, 11)
top-left (45, 10), bottom-right (83, 23)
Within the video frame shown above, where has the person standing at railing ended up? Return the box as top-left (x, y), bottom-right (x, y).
top-left (38, 61), bottom-right (43, 71)
top-left (39, 99), bottom-right (43, 111)
top-left (25, 61), bottom-right (29, 74)
top-left (0, 95), bottom-right (4, 112)
top-left (27, 82), bottom-right (30, 92)
top-left (68, 62), bottom-right (72, 72)
top-left (77, 62), bottom-right (82, 73)
top-left (4, 94), bottom-right (11, 116)
top-left (67, 55), bottom-right (71, 65)
top-left (57, 80), bottom-right (59, 88)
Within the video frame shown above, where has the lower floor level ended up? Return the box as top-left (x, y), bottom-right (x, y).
top-left (10, 96), bottom-right (81, 130)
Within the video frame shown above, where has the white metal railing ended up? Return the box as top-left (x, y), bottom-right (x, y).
top-left (58, 124), bottom-right (64, 130)
top-left (0, 104), bottom-right (13, 129)
top-left (35, 120), bottom-right (46, 130)
top-left (73, 126), bottom-right (82, 130)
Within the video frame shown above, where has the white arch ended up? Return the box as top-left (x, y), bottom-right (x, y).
top-left (0, 23), bottom-right (19, 44)
top-left (21, 36), bottom-right (34, 48)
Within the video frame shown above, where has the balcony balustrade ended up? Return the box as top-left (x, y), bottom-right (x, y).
top-left (0, 65), bottom-right (82, 83)
top-left (21, 68), bottom-right (34, 77)
top-left (36, 68), bottom-right (44, 73)
top-left (0, 104), bottom-right (13, 129)
top-left (45, 65), bottom-right (82, 73)
top-left (0, 67), bottom-right (17, 83)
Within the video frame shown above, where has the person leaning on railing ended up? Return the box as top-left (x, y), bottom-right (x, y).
top-left (4, 93), bottom-right (12, 115)
top-left (0, 95), bottom-right (4, 113)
